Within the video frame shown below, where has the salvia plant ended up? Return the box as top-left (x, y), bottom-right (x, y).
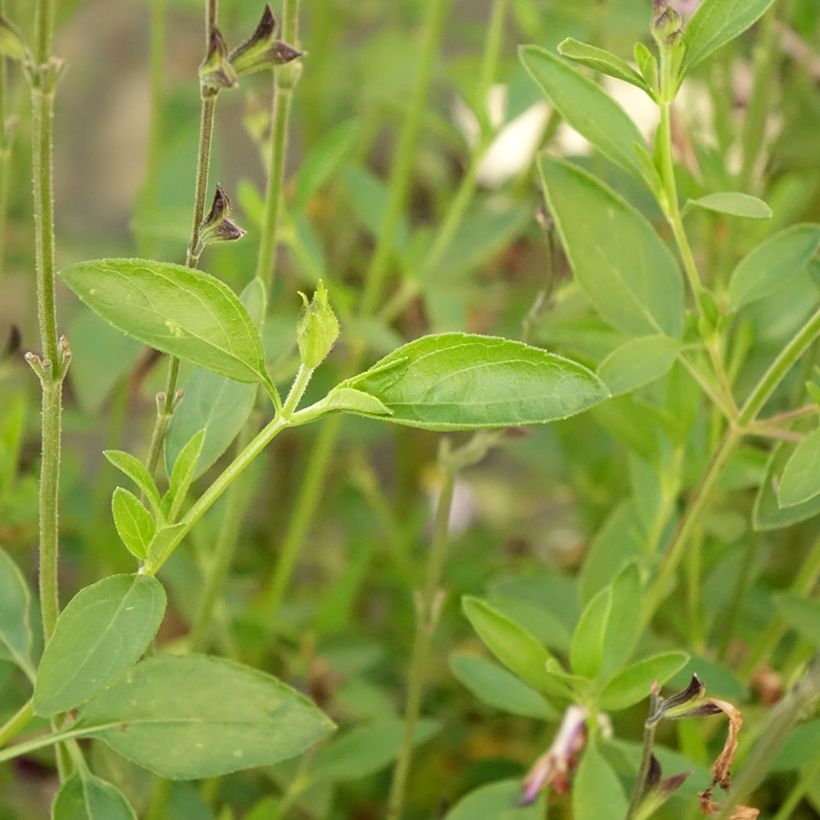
top-left (0, 0), bottom-right (818, 817)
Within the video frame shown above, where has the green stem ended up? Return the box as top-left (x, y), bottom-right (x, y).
top-left (34, 0), bottom-right (55, 66)
top-left (626, 689), bottom-right (660, 819)
top-left (359, 0), bottom-right (451, 316)
top-left (770, 756), bottom-right (820, 820)
top-left (387, 463), bottom-right (456, 819)
top-left (255, 0), bottom-right (300, 289)
top-left (0, 699), bottom-right (33, 748)
top-left (0, 0), bottom-right (8, 283)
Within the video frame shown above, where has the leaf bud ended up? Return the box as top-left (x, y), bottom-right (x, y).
top-left (229, 4), bottom-right (305, 75)
top-left (199, 28), bottom-right (238, 96)
top-left (296, 280), bottom-right (340, 369)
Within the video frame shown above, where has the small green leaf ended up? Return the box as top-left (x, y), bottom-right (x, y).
top-left (633, 42), bottom-right (658, 93)
top-left (165, 429), bottom-right (205, 520)
top-left (449, 653), bottom-right (556, 720)
top-left (461, 596), bottom-right (568, 698)
top-left (557, 38), bottom-right (650, 93)
top-left (570, 586), bottom-right (611, 679)
top-left (74, 655), bottom-right (335, 779)
top-left (681, 0), bottom-right (777, 74)
top-left (778, 426), bottom-right (820, 508)
top-left (573, 740), bottom-right (628, 820)
top-left (0, 546), bottom-right (34, 678)
top-left (539, 157), bottom-right (684, 338)
top-left (599, 651), bottom-right (690, 711)
top-left (104, 450), bottom-right (162, 513)
top-left (754, 441), bottom-right (820, 531)
top-left (774, 594), bottom-right (820, 649)
top-left (728, 224), bottom-right (820, 310)
top-left (59, 258), bottom-right (271, 387)
top-left (598, 336), bottom-right (682, 396)
top-left (309, 718), bottom-right (439, 784)
top-left (164, 276), bottom-right (267, 479)
top-left (306, 386), bottom-right (392, 418)
top-left (342, 333), bottom-right (607, 431)
top-left (601, 562), bottom-right (643, 676)
top-left (0, 15), bottom-right (28, 62)
top-left (445, 779), bottom-right (545, 819)
top-left (687, 192), bottom-right (772, 219)
top-left (520, 45), bottom-right (647, 181)
top-left (111, 488), bottom-right (156, 560)
top-left (52, 774), bottom-right (137, 820)
top-left (34, 574), bottom-right (166, 716)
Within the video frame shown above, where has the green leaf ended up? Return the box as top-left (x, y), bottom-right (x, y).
top-left (598, 335), bottom-right (682, 396)
top-left (728, 224), bottom-right (820, 310)
top-left (52, 775), bottom-right (137, 820)
top-left (74, 655), bottom-right (335, 779)
top-left (682, 0), bottom-right (777, 74)
top-left (520, 45), bottom-right (647, 182)
top-left (59, 258), bottom-right (271, 387)
top-left (445, 779), bottom-right (545, 819)
top-left (164, 276), bottom-right (267, 479)
top-left (309, 718), bottom-right (439, 784)
top-left (0, 546), bottom-right (34, 678)
top-left (165, 429), bottom-right (205, 520)
top-left (461, 596), bottom-right (568, 697)
top-left (774, 593), bottom-right (820, 649)
top-left (557, 38), bottom-right (650, 93)
top-left (753, 441), bottom-right (820, 531)
top-left (599, 651), bottom-right (689, 710)
top-left (449, 653), bottom-right (556, 719)
top-left (0, 15), bottom-right (28, 62)
top-left (539, 157), bottom-right (684, 337)
top-left (570, 586), bottom-right (611, 679)
top-left (687, 192), bottom-right (772, 219)
top-left (305, 386), bottom-right (392, 418)
top-left (104, 451), bottom-right (162, 513)
top-left (777, 426), bottom-right (820, 507)
top-left (573, 740), bottom-right (628, 820)
top-left (342, 333), bottom-right (607, 431)
top-left (34, 574), bottom-right (166, 716)
top-left (111, 488), bottom-right (156, 560)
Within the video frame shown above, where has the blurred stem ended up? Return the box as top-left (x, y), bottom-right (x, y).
top-left (255, 0), bottom-right (300, 289)
top-left (738, 10), bottom-right (777, 192)
top-left (387, 458), bottom-right (456, 819)
top-left (0, 0), bottom-right (8, 282)
top-left (359, 0), bottom-right (451, 316)
top-left (770, 756), bottom-right (820, 820)
top-left (0, 699), bottom-right (33, 748)
top-left (626, 688), bottom-right (660, 819)
top-left (716, 534), bottom-right (758, 661)
top-left (137, 0), bottom-right (166, 259)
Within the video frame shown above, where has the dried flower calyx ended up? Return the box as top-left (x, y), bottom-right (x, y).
top-left (192, 185), bottom-right (245, 260)
top-left (632, 755), bottom-right (690, 820)
top-left (229, 4), bottom-right (304, 76)
top-left (200, 28), bottom-right (238, 96)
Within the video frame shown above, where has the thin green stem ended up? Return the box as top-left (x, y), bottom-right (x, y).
top-left (255, 0), bottom-right (300, 289)
top-left (0, 699), bottom-right (33, 748)
top-left (387, 464), bottom-right (456, 819)
top-left (359, 0), bottom-right (451, 316)
top-left (34, 0), bottom-right (55, 65)
top-left (770, 757), bottom-right (820, 820)
top-left (626, 689), bottom-right (660, 819)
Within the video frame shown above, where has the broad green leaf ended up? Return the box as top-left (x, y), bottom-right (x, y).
top-left (774, 594), bottom-right (820, 649)
top-left (570, 586), bottom-right (611, 679)
top-left (59, 259), bottom-right (272, 387)
top-left (75, 655), bottom-right (335, 778)
top-left (601, 562), bottom-right (643, 676)
top-left (52, 775), bottom-right (137, 820)
top-left (294, 120), bottom-right (360, 211)
top-left (777, 425), bottom-right (820, 507)
top-left (165, 429), bottom-right (205, 520)
top-left (729, 224), bottom-right (820, 310)
top-left (111, 488), bottom-right (156, 560)
top-left (598, 335), bottom-right (682, 396)
top-left (599, 651), bottom-right (689, 710)
top-left (461, 596), bottom-right (568, 697)
top-left (539, 157), bottom-right (684, 337)
top-left (520, 45), bottom-right (647, 181)
top-left (682, 0), bottom-right (777, 74)
top-left (164, 277), bottom-right (267, 479)
top-left (104, 450), bottom-right (161, 512)
top-left (444, 779), bottom-right (545, 819)
top-left (34, 574), bottom-right (166, 716)
top-left (309, 718), bottom-right (439, 784)
top-left (557, 38), bottom-right (650, 94)
top-left (687, 192), bottom-right (772, 219)
top-left (449, 653), bottom-right (556, 720)
top-left (342, 333), bottom-right (608, 431)
top-left (573, 740), bottom-right (628, 820)
top-left (753, 441), bottom-right (820, 531)
top-left (0, 546), bottom-right (34, 678)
